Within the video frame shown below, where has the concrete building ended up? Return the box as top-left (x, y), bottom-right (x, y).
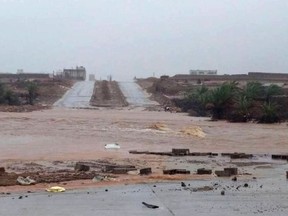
top-left (63, 66), bottom-right (86, 81)
top-left (189, 70), bottom-right (217, 75)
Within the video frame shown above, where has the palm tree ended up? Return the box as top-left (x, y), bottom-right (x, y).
top-left (209, 81), bottom-right (239, 119)
top-left (26, 82), bottom-right (39, 105)
top-left (259, 101), bottom-right (279, 123)
top-left (264, 84), bottom-right (283, 103)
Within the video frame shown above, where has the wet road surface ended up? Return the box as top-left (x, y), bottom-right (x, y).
top-left (118, 81), bottom-right (159, 107)
top-left (54, 81), bottom-right (95, 108)
top-left (1, 179), bottom-right (288, 216)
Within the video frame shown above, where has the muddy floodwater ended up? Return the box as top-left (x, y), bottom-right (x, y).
top-left (1, 108), bottom-right (288, 215)
top-left (0, 108), bottom-right (287, 161)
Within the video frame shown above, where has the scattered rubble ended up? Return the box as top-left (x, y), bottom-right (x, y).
top-left (163, 169), bottom-right (190, 175)
top-left (140, 168), bottom-right (152, 175)
top-left (17, 176), bottom-right (36, 185)
top-left (197, 168), bottom-right (212, 175)
top-left (222, 153), bottom-right (253, 159)
top-left (272, 154), bottom-right (288, 160)
top-left (215, 168), bottom-right (238, 177)
top-left (74, 163), bottom-right (90, 172)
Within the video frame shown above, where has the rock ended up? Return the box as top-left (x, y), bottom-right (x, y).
top-left (244, 183), bottom-right (249, 187)
top-left (232, 176), bottom-right (237, 181)
top-left (221, 190), bottom-right (225, 195)
top-left (181, 182), bottom-right (186, 187)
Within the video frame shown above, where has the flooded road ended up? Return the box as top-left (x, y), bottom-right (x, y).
top-left (54, 81), bottom-right (95, 108)
top-left (118, 81), bottom-right (159, 107)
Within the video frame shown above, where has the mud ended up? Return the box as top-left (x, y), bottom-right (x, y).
top-left (0, 108), bottom-right (287, 192)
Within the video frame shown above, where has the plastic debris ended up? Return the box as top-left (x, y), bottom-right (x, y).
top-left (17, 176), bottom-right (36, 185)
top-left (105, 143), bottom-right (120, 149)
top-left (46, 186), bottom-right (66, 193)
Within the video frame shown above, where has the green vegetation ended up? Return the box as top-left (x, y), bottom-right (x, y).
top-left (183, 81), bottom-right (286, 123)
top-left (26, 81), bottom-right (39, 105)
top-left (0, 81), bottom-right (39, 106)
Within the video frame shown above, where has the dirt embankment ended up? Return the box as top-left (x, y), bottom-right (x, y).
top-left (90, 80), bottom-right (128, 107)
top-left (0, 79), bottom-right (75, 112)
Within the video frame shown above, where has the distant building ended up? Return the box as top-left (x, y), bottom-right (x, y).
top-left (189, 70), bottom-right (217, 75)
top-left (63, 66), bottom-right (86, 80)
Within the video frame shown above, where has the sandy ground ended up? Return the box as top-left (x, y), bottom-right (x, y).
top-left (0, 107), bottom-right (288, 192)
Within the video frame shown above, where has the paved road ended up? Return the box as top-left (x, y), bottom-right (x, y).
top-left (118, 81), bottom-right (159, 107)
top-left (1, 179), bottom-right (288, 216)
top-left (54, 81), bottom-right (95, 108)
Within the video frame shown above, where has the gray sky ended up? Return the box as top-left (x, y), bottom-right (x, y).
top-left (0, 0), bottom-right (287, 80)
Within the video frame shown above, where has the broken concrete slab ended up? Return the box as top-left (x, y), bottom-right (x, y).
top-left (222, 153), bottom-right (253, 159)
top-left (0, 167), bottom-right (5, 175)
top-left (172, 148), bottom-right (190, 156)
top-left (197, 168), bottom-right (212, 175)
top-left (102, 165), bottom-right (136, 173)
top-left (215, 167), bottom-right (238, 177)
top-left (74, 163), bottom-right (90, 172)
top-left (224, 168), bottom-right (238, 175)
top-left (272, 154), bottom-right (288, 160)
top-left (140, 168), bottom-right (152, 175)
top-left (163, 169), bottom-right (190, 175)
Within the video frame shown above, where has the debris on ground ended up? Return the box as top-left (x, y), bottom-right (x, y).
top-left (215, 167), bottom-right (238, 177)
top-left (163, 169), bottom-right (190, 175)
top-left (102, 164), bottom-right (137, 174)
top-left (140, 168), bottom-right (152, 175)
top-left (92, 175), bottom-right (116, 182)
top-left (74, 162), bottom-right (90, 172)
top-left (197, 168), bottom-right (212, 175)
top-left (105, 143), bottom-right (121, 149)
top-left (172, 148), bottom-right (190, 156)
top-left (46, 186), bottom-right (66, 192)
top-left (185, 186), bottom-right (214, 192)
top-left (129, 149), bottom-right (218, 157)
top-left (222, 152), bottom-right (253, 159)
top-left (142, 202), bottom-right (159, 209)
top-left (179, 126), bottom-right (206, 138)
top-left (17, 176), bottom-right (36, 185)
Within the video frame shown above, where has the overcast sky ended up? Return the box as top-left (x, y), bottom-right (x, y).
top-left (0, 0), bottom-right (287, 80)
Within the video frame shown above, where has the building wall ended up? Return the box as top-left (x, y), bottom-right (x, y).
top-left (189, 70), bottom-right (217, 75)
top-left (63, 66), bottom-right (86, 80)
